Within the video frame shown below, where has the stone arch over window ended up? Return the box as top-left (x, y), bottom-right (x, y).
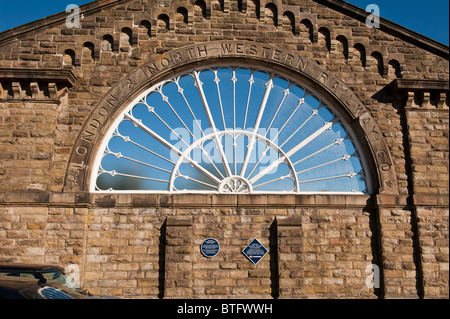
top-left (157, 14), bottom-right (171, 32)
top-left (64, 41), bottom-right (398, 195)
top-left (194, 0), bottom-right (207, 19)
top-left (82, 42), bottom-right (95, 64)
top-left (370, 51), bottom-right (385, 77)
top-left (282, 11), bottom-right (296, 35)
top-left (388, 59), bottom-right (402, 78)
top-left (63, 49), bottom-right (76, 67)
top-left (353, 43), bottom-right (366, 68)
top-left (139, 20), bottom-right (152, 38)
top-left (336, 35), bottom-right (349, 60)
top-left (248, 0), bottom-right (260, 19)
top-left (300, 19), bottom-right (314, 43)
top-left (176, 7), bottom-right (189, 25)
top-left (318, 27), bottom-right (331, 53)
top-left (265, 3), bottom-right (278, 27)
top-left (102, 35), bottom-right (114, 53)
top-left (120, 27), bottom-right (133, 48)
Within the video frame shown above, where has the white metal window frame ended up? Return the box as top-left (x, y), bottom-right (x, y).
top-left (90, 63), bottom-right (373, 194)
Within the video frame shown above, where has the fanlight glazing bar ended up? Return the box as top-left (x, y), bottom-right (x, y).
top-left (213, 70), bottom-right (227, 131)
top-left (253, 173), bottom-right (293, 189)
top-left (99, 169), bottom-right (169, 184)
top-left (194, 71), bottom-right (233, 177)
top-left (296, 155), bottom-right (352, 175)
top-left (104, 146), bottom-right (172, 174)
top-left (155, 90), bottom-right (196, 142)
top-left (263, 86), bottom-right (291, 138)
top-left (93, 66), bottom-right (371, 194)
top-left (243, 74), bottom-right (255, 130)
top-left (124, 112), bottom-right (221, 185)
top-left (245, 143), bottom-right (271, 180)
top-left (292, 138), bottom-right (345, 166)
top-left (240, 78), bottom-right (274, 177)
top-left (176, 173), bottom-right (217, 190)
top-left (270, 96), bottom-right (305, 144)
top-left (250, 121), bottom-right (334, 184)
top-left (113, 129), bottom-right (176, 165)
top-left (175, 78), bottom-right (206, 138)
top-left (280, 108), bottom-right (319, 148)
top-left (141, 99), bottom-right (190, 148)
top-left (298, 172), bottom-right (359, 184)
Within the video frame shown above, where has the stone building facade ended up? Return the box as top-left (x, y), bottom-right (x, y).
top-left (0, 0), bottom-right (448, 299)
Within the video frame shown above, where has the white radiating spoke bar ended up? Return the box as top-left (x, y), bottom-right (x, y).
top-left (177, 174), bottom-right (217, 189)
top-left (213, 71), bottom-right (227, 130)
top-left (292, 138), bottom-right (344, 166)
top-left (145, 104), bottom-right (190, 148)
top-left (105, 147), bottom-right (172, 174)
top-left (264, 87), bottom-right (290, 138)
top-left (113, 129), bottom-right (176, 165)
top-left (250, 121), bottom-right (333, 184)
top-left (246, 144), bottom-right (270, 180)
top-left (175, 79), bottom-right (206, 138)
top-left (194, 71), bottom-right (232, 177)
top-left (101, 170), bottom-right (169, 184)
top-left (253, 173), bottom-right (292, 189)
top-left (171, 80), bottom-right (226, 179)
top-left (270, 98), bottom-right (305, 144)
top-left (157, 91), bottom-right (196, 141)
top-left (280, 109), bottom-right (318, 148)
top-left (296, 155), bottom-right (351, 175)
top-left (298, 172), bottom-right (357, 184)
top-left (243, 74), bottom-right (255, 130)
top-left (240, 78), bottom-right (273, 177)
top-left (124, 112), bottom-right (221, 185)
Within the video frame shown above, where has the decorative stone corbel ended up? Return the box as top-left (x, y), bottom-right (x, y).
top-left (390, 79), bottom-right (449, 109)
top-left (94, 47), bottom-right (101, 61)
top-left (74, 56), bottom-right (82, 67)
top-left (132, 26), bottom-right (139, 47)
top-left (11, 82), bottom-right (22, 99)
top-left (0, 68), bottom-right (77, 104)
top-left (30, 82), bottom-right (39, 99)
top-left (150, 19), bottom-right (157, 37)
top-left (405, 91), bottom-right (415, 108)
top-left (113, 38), bottom-right (120, 53)
top-left (437, 92), bottom-right (447, 108)
top-left (48, 82), bottom-right (57, 100)
top-left (422, 92), bottom-right (431, 108)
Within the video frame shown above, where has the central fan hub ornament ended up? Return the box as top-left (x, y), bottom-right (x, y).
top-left (218, 176), bottom-right (252, 193)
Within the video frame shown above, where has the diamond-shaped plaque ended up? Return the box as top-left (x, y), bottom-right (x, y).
top-left (242, 238), bottom-right (268, 265)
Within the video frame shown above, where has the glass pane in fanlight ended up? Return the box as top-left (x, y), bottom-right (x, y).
top-left (93, 66), bottom-right (370, 194)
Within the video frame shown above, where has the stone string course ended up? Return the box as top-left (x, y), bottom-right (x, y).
top-left (0, 193), bottom-right (448, 298)
top-left (0, 194), bottom-right (380, 299)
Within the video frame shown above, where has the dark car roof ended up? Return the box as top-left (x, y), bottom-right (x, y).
top-left (0, 276), bottom-right (41, 291)
top-left (0, 263), bottom-right (65, 272)
top-left (0, 276), bottom-right (89, 299)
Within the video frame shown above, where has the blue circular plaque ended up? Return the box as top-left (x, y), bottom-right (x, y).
top-left (201, 238), bottom-right (220, 258)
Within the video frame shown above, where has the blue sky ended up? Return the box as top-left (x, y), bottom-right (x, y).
top-left (0, 0), bottom-right (448, 45)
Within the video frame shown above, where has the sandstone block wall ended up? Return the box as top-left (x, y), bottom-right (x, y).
top-left (0, 0), bottom-right (448, 298)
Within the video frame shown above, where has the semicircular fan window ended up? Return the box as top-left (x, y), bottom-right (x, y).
top-left (92, 66), bottom-right (371, 194)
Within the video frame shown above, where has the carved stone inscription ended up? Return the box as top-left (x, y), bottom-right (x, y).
top-left (65, 41), bottom-right (398, 194)
top-left (357, 112), bottom-right (397, 194)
